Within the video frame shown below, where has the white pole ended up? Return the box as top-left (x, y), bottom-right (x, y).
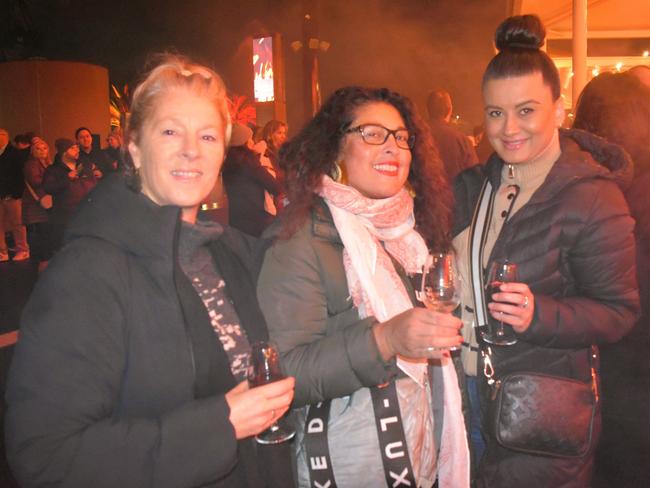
top-left (572, 0), bottom-right (588, 108)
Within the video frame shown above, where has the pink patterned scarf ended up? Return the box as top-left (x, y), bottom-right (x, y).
top-left (318, 175), bottom-right (470, 488)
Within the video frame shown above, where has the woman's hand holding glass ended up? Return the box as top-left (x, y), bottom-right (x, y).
top-left (373, 307), bottom-right (463, 361)
top-left (225, 374), bottom-right (294, 441)
top-left (487, 281), bottom-right (535, 334)
top-left (411, 251), bottom-right (462, 351)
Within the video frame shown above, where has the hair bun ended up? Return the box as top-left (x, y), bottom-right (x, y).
top-left (495, 14), bottom-right (545, 52)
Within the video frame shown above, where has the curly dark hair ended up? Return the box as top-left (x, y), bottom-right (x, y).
top-left (278, 86), bottom-right (452, 250)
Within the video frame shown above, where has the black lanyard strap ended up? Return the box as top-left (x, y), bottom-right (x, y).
top-left (370, 382), bottom-right (417, 487)
top-left (304, 382), bottom-right (418, 487)
top-left (304, 400), bottom-right (337, 488)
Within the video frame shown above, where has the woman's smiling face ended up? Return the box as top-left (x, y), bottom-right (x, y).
top-left (337, 101), bottom-right (412, 199)
top-left (483, 71), bottom-right (565, 165)
top-left (128, 88), bottom-right (226, 223)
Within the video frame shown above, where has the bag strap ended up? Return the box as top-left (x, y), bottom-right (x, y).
top-left (467, 179), bottom-right (498, 384)
top-left (468, 179), bottom-right (495, 331)
top-left (304, 400), bottom-right (337, 488)
top-left (467, 177), bottom-right (521, 383)
top-left (304, 383), bottom-right (418, 488)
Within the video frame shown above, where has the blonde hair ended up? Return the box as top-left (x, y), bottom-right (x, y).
top-left (124, 54), bottom-right (232, 190)
top-left (127, 54), bottom-right (232, 146)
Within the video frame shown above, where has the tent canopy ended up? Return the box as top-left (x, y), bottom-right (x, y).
top-left (512, 0), bottom-right (650, 39)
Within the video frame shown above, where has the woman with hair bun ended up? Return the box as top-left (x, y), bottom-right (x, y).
top-left (452, 15), bottom-right (639, 486)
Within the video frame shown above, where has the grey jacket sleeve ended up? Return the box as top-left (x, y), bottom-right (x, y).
top-left (522, 179), bottom-right (640, 347)
top-left (4, 243), bottom-right (238, 488)
top-left (257, 231), bottom-right (397, 408)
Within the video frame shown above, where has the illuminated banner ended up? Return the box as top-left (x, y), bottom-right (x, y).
top-left (253, 36), bottom-right (274, 102)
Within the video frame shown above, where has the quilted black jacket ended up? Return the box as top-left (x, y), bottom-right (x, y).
top-left (453, 129), bottom-right (640, 487)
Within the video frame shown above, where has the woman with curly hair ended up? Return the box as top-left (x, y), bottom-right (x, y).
top-left (257, 86), bottom-right (470, 487)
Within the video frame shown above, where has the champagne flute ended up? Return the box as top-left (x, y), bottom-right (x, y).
top-left (248, 341), bottom-right (296, 444)
top-left (482, 260), bottom-right (518, 346)
top-left (413, 251), bottom-right (462, 351)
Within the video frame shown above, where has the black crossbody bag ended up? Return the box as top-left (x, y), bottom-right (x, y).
top-left (468, 178), bottom-right (599, 458)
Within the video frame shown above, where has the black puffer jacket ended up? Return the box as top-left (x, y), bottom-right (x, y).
top-left (453, 129), bottom-right (640, 487)
top-left (5, 176), bottom-right (292, 488)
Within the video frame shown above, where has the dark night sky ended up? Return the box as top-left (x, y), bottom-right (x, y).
top-left (4, 0), bottom-right (508, 131)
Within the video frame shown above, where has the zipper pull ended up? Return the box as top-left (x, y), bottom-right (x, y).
top-left (481, 347), bottom-right (495, 385)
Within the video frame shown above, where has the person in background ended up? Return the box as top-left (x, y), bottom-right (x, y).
top-left (573, 70), bottom-right (650, 488)
top-left (258, 86), bottom-right (469, 487)
top-left (22, 138), bottom-right (54, 271)
top-left (628, 64), bottom-right (650, 87)
top-left (75, 126), bottom-right (104, 179)
top-left (427, 88), bottom-right (478, 181)
top-left (5, 54), bottom-right (295, 488)
top-left (100, 129), bottom-right (124, 174)
top-left (260, 120), bottom-right (287, 171)
top-left (260, 120), bottom-right (288, 210)
top-left (222, 123), bottom-right (281, 237)
top-left (13, 133), bottom-right (31, 152)
top-left (473, 123), bottom-right (494, 164)
top-left (0, 128), bottom-right (30, 262)
top-left (452, 15), bottom-right (639, 486)
top-left (43, 138), bottom-right (98, 252)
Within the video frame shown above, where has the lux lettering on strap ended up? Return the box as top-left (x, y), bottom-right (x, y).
top-left (304, 383), bottom-right (416, 488)
top-left (370, 382), bottom-right (417, 487)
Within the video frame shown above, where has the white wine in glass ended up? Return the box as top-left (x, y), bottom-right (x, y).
top-left (414, 251), bottom-right (462, 351)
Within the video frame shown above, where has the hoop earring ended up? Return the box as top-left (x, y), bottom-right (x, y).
top-left (331, 161), bottom-right (343, 183)
top-left (405, 180), bottom-right (416, 198)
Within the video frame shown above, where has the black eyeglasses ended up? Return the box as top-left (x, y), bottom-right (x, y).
top-left (345, 124), bottom-right (415, 150)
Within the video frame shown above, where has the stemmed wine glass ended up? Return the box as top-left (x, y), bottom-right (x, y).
top-left (412, 251), bottom-right (462, 351)
top-left (248, 341), bottom-right (296, 444)
top-left (482, 260), bottom-right (518, 346)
